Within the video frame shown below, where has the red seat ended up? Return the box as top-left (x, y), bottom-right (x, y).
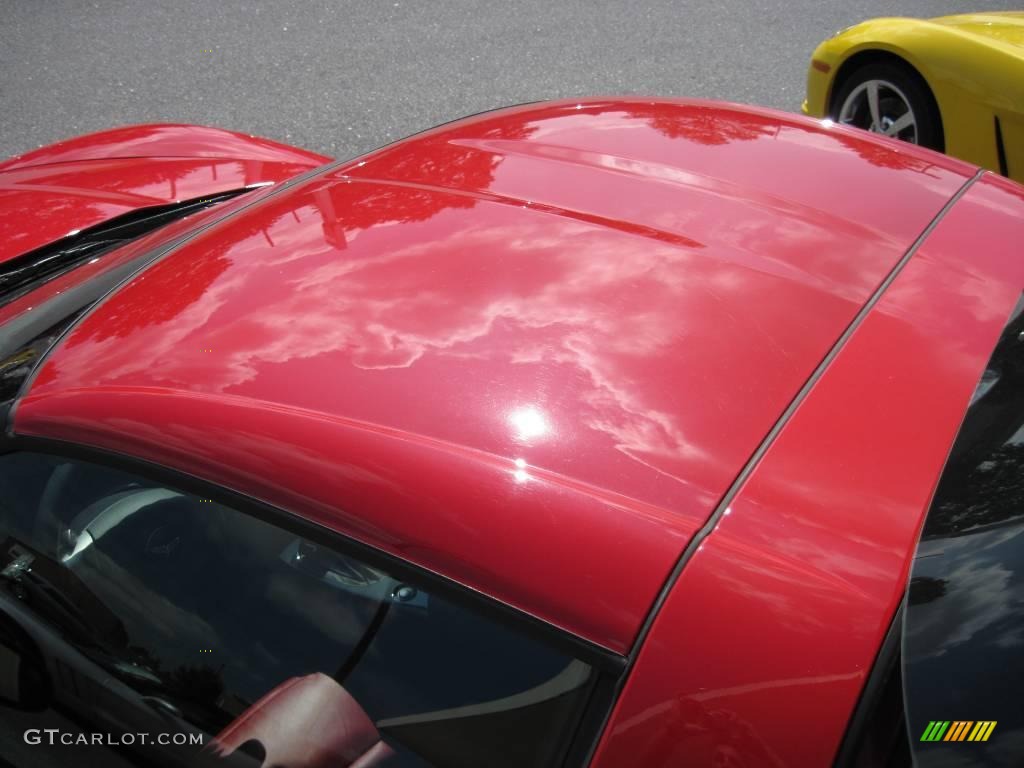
top-left (204, 673), bottom-right (395, 768)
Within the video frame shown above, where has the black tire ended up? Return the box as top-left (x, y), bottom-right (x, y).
top-left (830, 59), bottom-right (944, 152)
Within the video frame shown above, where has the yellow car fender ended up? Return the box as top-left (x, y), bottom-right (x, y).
top-left (805, 15), bottom-right (1024, 179)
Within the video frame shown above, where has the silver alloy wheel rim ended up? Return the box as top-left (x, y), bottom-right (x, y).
top-left (838, 79), bottom-right (918, 143)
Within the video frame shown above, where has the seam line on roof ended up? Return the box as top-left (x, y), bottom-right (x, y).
top-left (446, 137), bottom-right (900, 243)
top-left (582, 166), bottom-right (984, 764)
top-left (629, 166), bottom-right (984, 657)
top-left (339, 175), bottom-right (705, 249)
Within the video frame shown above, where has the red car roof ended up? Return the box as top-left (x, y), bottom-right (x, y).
top-left (12, 99), bottom-right (976, 653)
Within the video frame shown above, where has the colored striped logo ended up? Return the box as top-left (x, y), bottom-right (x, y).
top-left (920, 721), bottom-right (997, 742)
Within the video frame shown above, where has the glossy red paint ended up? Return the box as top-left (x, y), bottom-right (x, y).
top-left (12, 99), bottom-right (977, 655)
top-left (0, 181), bottom-right (284, 327)
top-left (0, 123), bottom-right (330, 172)
top-left (0, 124), bottom-right (329, 265)
top-left (590, 172), bottom-right (1024, 766)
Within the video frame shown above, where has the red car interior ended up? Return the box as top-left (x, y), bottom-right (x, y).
top-left (205, 674), bottom-right (395, 768)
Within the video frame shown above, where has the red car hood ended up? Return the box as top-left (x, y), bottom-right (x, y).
top-left (0, 123), bottom-right (329, 265)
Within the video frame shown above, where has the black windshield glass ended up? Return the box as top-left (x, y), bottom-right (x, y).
top-left (0, 451), bottom-right (601, 767)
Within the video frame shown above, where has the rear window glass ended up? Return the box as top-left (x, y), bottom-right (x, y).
top-left (0, 451), bottom-right (600, 767)
top-left (903, 297), bottom-right (1024, 767)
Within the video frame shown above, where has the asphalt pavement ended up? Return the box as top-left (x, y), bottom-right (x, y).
top-left (1, 1), bottom-right (1019, 162)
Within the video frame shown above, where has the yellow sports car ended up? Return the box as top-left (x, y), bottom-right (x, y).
top-left (803, 12), bottom-right (1024, 182)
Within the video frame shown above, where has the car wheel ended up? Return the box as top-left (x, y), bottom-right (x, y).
top-left (831, 60), bottom-right (943, 152)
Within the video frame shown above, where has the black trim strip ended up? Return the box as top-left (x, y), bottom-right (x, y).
top-left (995, 115), bottom-right (1009, 178)
top-left (561, 674), bottom-right (618, 768)
top-left (833, 601), bottom-right (906, 766)
top-left (581, 169), bottom-right (984, 764)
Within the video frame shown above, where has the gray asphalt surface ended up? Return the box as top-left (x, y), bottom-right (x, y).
top-left (1, 1), bottom-right (1019, 162)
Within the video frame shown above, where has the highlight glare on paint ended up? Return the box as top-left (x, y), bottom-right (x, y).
top-left (509, 406), bottom-right (550, 441)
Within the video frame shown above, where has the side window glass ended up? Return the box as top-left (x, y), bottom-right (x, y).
top-left (0, 452), bottom-right (599, 767)
top-left (903, 300), bottom-right (1024, 767)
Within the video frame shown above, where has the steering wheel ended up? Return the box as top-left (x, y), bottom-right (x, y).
top-left (60, 488), bottom-right (186, 564)
top-left (32, 462), bottom-right (75, 554)
top-left (34, 462), bottom-right (185, 565)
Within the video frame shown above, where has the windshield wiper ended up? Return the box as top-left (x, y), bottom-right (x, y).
top-left (0, 188), bottom-right (250, 304)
